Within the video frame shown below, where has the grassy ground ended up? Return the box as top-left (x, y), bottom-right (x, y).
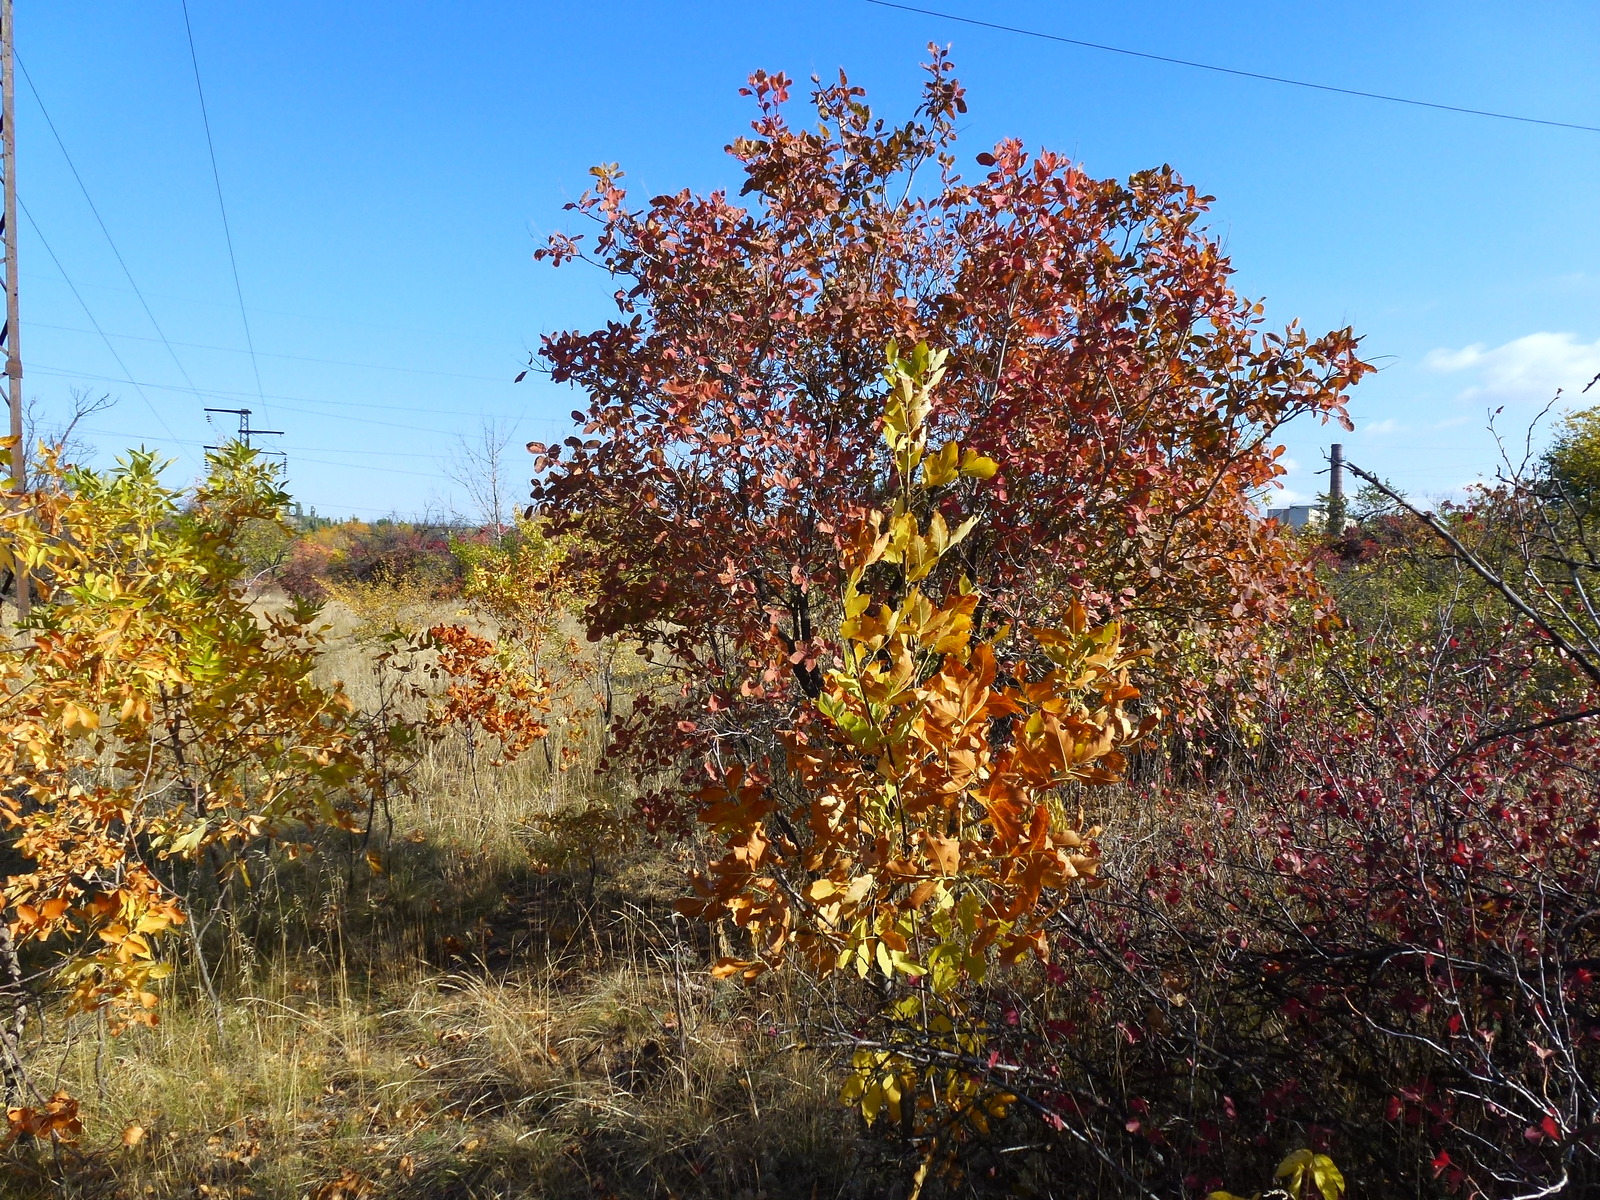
top-left (2, 602), bottom-right (890, 1200)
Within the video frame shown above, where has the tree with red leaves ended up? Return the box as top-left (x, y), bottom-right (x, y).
top-left (528, 50), bottom-right (1370, 805)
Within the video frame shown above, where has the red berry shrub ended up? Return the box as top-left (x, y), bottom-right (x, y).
top-left (931, 507), bottom-right (1600, 1198)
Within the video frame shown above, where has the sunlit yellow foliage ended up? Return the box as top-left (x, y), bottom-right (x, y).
top-left (1208, 1148), bottom-right (1346, 1200)
top-left (0, 444), bottom-right (380, 1029)
top-left (678, 344), bottom-right (1151, 1144)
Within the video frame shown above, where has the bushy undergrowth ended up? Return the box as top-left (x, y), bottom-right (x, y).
top-left (5, 447), bottom-right (1598, 1199)
top-left (278, 519), bottom-right (462, 605)
top-left (1, 604), bottom-right (887, 1200)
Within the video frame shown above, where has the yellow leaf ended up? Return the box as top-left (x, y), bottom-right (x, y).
top-left (121, 1123), bottom-right (145, 1148)
top-left (959, 448), bottom-right (999, 479)
top-left (1275, 1149), bottom-right (1312, 1182)
top-left (861, 1079), bottom-right (884, 1123)
top-left (1276, 1149), bottom-right (1346, 1199)
top-left (889, 949), bottom-right (924, 976)
top-left (60, 702), bottom-right (100, 732)
top-left (923, 441), bottom-right (960, 487)
top-left (167, 821), bottom-right (210, 858)
top-left (1310, 1154), bottom-right (1346, 1200)
top-left (841, 874), bottom-right (874, 907)
top-left (807, 878), bottom-right (839, 902)
top-left (880, 1071), bottom-right (903, 1121)
top-left (923, 833), bottom-right (960, 875)
top-left (946, 514), bottom-right (979, 550)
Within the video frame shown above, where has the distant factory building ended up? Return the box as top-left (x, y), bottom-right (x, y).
top-left (1267, 504), bottom-right (1327, 530)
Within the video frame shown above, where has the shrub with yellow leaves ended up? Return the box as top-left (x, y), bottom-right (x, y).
top-left (0, 444), bottom-right (382, 1048)
top-left (678, 344), bottom-right (1150, 1163)
top-left (423, 518), bottom-right (608, 772)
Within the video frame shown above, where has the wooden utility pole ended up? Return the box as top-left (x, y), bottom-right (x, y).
top-left (0, 0), bottom-right (25, 620)
top-left (0, 0), bottom-right (22, 1099)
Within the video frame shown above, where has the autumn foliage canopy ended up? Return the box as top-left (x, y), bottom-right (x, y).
top-left (15, 44), bottom-right (1594, 1200)
top-left (530, 50), bottom-right (1370, 788)
top-left (680, 345), bottom-right (1146, 978)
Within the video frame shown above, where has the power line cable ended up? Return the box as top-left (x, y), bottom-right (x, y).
top-left (30, 362), bottom-right (558, 436)
top-left (82, 423), bottom-right (457, 460)
top-left (15, 54), bottom-right (523, 407)
top-left (34, 275), bottom-right (505, 346)
top-left (14, 53), bottom-right (208, 406)
top-left (29, 320), bottom-right (513, 383)
top-left (865, 0), bottom-right (1600, 134)
top-left (179, 0), bottom-right (268, 413)
top-left (19, 202), bottom-right (193, 457)
top-left (288, 453), bottom-right (451, 481)
top-left (82, 422), bottom-right (450, 481)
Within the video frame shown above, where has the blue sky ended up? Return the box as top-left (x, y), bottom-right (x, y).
top-left (15, 1), bottom-right (1599, 518)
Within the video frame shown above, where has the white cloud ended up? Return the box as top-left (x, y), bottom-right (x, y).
top-left (1269, 488), bottom-right (1309, 506)
top-left (1365, 418), bottom-right (1403, 434)
top-left (1423, 332), bottom-right (1600, 407)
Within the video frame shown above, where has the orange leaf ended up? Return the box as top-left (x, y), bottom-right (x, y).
top-left (923, 833), bottom-right (960, 876)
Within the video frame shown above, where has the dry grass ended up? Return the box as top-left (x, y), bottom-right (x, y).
top-left (3, 600), bottom-right (888, 1200)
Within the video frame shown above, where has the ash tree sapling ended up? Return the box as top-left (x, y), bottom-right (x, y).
top-left (0, 445), bottom-right (398, 1120)
top-left (679, 344), bottom-right (1153, 1170)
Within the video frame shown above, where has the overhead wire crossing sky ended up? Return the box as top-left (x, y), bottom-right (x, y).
top-left (865, 0), bottom-right (1600, 134)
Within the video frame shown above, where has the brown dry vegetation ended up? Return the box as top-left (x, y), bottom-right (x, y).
top-left (1, 602), bottom-right (886, 1200)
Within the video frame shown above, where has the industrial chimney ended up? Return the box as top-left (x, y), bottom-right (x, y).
top-left (1326, 443), bottom-right (1347, 533)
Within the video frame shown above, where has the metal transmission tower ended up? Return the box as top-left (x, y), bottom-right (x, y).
top-left (203, 406), bottom-right (283, 452)
top-left (204, 406), bottom-right (288, 486)
top-left (1, 0), bottom-right (26, 618)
